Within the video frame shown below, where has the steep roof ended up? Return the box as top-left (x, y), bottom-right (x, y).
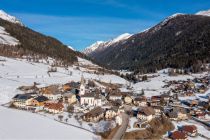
top-left (34, 96), bottom-right (49, 102)
top-left (170, 131), bottom-right (187, 139)
top-left (44, 103), bottom-right (64, 110)
top-left (138, 107), bottom-right (155, 116)
top-left (182, 125), bottom-right (197, 133)
top-left (13, 94), bottom-right (32, 100)
top-left (84, 107), bottom-right (104, 117)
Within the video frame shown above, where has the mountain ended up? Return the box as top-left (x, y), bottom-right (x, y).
top-left (68, 45), bottom-right (75, 51)
top-left (0, 10), bottom-right (23, 25)
top-left (84, 11), bottom-right (210, 73)
top-left (83, 33), bottom-right (132, 57)
top-left (0, 10), bottom-right (78, 65)
top-left (196, 9), bottom-right (210, 17)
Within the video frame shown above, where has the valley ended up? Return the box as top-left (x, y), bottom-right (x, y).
top-left (0, 7), bottom-right (210, 140)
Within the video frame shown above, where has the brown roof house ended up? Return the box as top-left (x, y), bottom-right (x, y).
top-left (134, 96), bottom-right (147, 106)
top-left (137, 107), bottom-right (155, 121)
top-left (44, 102), bottom-right (64, 114)
top-left (82, 107), bottom-right (104, 122)
top-left (169, 131), bottom-right (188, 140)
top-left (63, 92), bottom-right (77, 105)
top-left (40, 85), bottom-right (62, 100)
top-left (181, 125), bottom-right (197, 137)
top-left (152, 106), bottom-right (163, 115)
top-left (105, 107), bottom-right (119, 119)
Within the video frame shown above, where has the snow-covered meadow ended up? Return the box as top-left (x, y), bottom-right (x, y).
top-left (0, 56), bottom-right (127, 140)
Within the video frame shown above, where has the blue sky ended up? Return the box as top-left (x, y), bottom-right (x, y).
top-left (1, 0), bottom-right (210, 51)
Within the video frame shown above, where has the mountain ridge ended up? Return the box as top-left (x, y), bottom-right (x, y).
top-left (83, 10), bottom-right (210, 73)
top-left (0, 10), bottom-right (78, 65)
top-left (83, 33), bottom-right (132, 57)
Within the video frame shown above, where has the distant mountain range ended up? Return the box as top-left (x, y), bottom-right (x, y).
top-left (0, 10), bottom-right (79, 65)
top-left (83, 10), bottom-right (210, 72)
top-left (83, 33), bottom-right (132, 57)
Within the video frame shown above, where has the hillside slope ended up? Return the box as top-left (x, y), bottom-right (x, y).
top-left (85, 14), bottom-right (210, 73)
top-left (0, 10), bottom-right (78, 65)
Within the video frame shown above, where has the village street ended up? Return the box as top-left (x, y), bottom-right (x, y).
top-left (112, 105), bottom-right (131, 140)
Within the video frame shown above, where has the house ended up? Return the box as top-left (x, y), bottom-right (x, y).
top-left (169, 131), bottom-right (188, 140)
top-left (80, 92), bottom-right (102, 106)
top-left (149, 96), bottom-right (161, 106)
top-left (115, 115), bottom-right (122, 125)
top-left (134, 97), bottom-right (147, 106)
top-left (187, 82), bottom-right (195, 89)
top-left (124, 96), bottom-right (133, 104)
top-left (12, 94), bottom-right (33, 108)
top-left (82, 107), bottom-right (104, 122)
top-left (62, 81), bottom-right (80, 92)
top-left (166, 110), bottom-right (178, 120)
top-left (181, 125), bottom-right (197, 137)
top-left (137, 107), bottom-right (155, 121)
top-left (190, 100), bottom-right (199, 107)
top-left (18, 84), bottom-right (39, 93)
top-left (166, 108), bottom-right (188, 120)
top-left (63, 92), bottom-right (77, 105)
top-left (109, 93), bottom-right (122, 101)
top-left (151, 96), bottom-right (161, 102)
top-left (40, 85), bottom-right (62, 100)
top-left (152, 106), bottom-right (163, 115)
top-left (30, 96), bottom-right (49, 107)
top-left (44, 102), bottom-right (64, 114)
top-left (184, 92), bottom-right (194, 97)
top-left (175, 108), bottom-right (188, 120)
top-left (160, 93), bottom-right (170, 102)
top-left (196, 112), bottom-right (205, 119)
top-left (105, 107), bottom-right (119, 119)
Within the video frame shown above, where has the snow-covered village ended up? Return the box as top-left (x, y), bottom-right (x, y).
top-left (1, 1), bottom-right (210, 140)
top-left (1, 55), bottom-right (210, 140)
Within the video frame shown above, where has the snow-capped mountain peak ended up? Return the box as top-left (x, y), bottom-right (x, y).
top-left (196, 9), bottom-right (210, 17)
top-left (83, 41), bottom-right (104, 55)
top-left (68, 45), bottom-right (75, 51)
top-left (0, 10), bottom-right (23, 25)
top-left (83, 33), bottom-right (132, 55)
top-left (111, 33), bottom-right (132, 44)
top-left (162, 13), bottom-right (184, 25)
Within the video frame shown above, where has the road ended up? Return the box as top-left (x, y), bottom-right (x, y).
top-left (112, 105), bottom-right (131, 140)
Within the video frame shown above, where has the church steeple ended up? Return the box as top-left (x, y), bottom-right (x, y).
top-left (81, 74), bottom-right (85, 85)
top-left (80, 74), bottom-right (86, 95)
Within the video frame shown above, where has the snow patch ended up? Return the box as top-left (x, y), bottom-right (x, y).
top-left (0, 106), bottom-right (95, 140)
top-left (0, 26), bottom-right (19, 45)
top-left (83, 33), bottom-right (132, 55)
top-left (0, 10), bottom-right (23, 25)
top-left (196, 9), bottom-right (210, 17)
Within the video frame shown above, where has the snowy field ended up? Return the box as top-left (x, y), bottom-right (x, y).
top-left (0, 56), bottom-right (127, 140)
top-left (0, 106), bottom-right (96, 140)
